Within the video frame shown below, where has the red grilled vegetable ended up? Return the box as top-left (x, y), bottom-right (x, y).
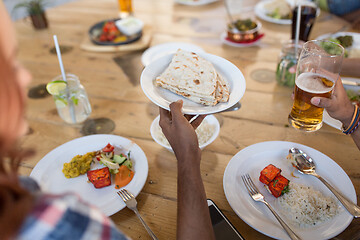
top-left (268, 174), bottom-right (289, 198)
top-left (259, 164), bottom-right (281, 185)
top-left (87, 167), bottom-right (111, 189)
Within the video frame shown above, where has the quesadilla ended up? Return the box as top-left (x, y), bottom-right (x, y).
top-left (155, 49), bottom-right (229, 106)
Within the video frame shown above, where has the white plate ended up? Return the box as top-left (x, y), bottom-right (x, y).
top-left (141, 42), bottom-right (205, 66)
top-left (254, 0), bottom-right (292, 25)
top-left (30, 134), bottom-right (148, 216)
top-left (140, 52), bottom-right (246, 115)
top-left (223, 141), bottom-right (356, 240)
top-left (220, 32), bottom-right (262, 48)
top-left (174, 0), bottom-right (218, 6)
top-left (254, 0), bottom-right (319, 25)
top-left (316, 32), bottom-right (360, 58)
top-left (150, 114), bottom-right (220, 152)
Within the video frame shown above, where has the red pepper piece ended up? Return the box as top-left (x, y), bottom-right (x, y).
top-left (259, 164), bottom-right (281, 185)
top-left (87, 167), bottom-right (111, 189)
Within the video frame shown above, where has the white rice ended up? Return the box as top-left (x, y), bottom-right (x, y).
top-left (277, 182), bottom-right (340, 228)
top-left (153, 119), bottom-right (215, 147)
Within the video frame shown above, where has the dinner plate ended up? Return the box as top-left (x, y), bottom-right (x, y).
top-left (89, 18), bottom-right (142, 46)
top-left (316, 32), bottom-right (360, 58)
top-left (30, 134), bottom-right (148, 216)
top-left (223, 141), bottom-right (356, 240)
top-left (140, 52), bottom-right (246, 115)
top-left (254, 0), bottom-right (292, 25)
top-left (141, 42), bottom-right (205, 66)
top-left (220, 32), bottom-right (263, 48)
top-left (254, 0), bottom-right (319, 25)
top-left (174, 0), bottom-right (218, 6)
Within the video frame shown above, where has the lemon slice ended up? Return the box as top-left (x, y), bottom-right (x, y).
top-left (46, 80), bottom-right (67, 95)
top-left (55, 99), bottom-right (67, 108)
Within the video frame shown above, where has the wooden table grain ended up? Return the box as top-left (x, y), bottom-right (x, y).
top-left (14, 0), bottom-right (359, 239)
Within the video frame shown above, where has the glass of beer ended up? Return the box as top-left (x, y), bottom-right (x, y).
top-left (118, 0), bottom-right (133, 18)
top-left (288, 40), bottom-right (344, 132)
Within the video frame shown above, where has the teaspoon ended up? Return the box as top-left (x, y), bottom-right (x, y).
top-left (289, 148), bottom-right (360, 218)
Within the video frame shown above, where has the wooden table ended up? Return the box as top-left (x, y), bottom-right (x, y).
top-left (14, 0), bottom-right (359, 239)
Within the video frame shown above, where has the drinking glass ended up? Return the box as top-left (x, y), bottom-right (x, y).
top-left (291, 5), bottom-right (317, 42)
top-left (118, 0), bottom-right (133, 18)
top-left (52, 73), bottom-right (92, 124)
top-left (288, 40), bottom-right (344, 132)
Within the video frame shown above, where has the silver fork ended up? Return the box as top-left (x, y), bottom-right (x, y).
top-left (241, 174), bottom-right (302, 240)
top-left (117, 189), bottom-right (159, 240)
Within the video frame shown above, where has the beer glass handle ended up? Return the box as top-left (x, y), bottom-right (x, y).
top-left (79, 94), bottom-right (92, 115)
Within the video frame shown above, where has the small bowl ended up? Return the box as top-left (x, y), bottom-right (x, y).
top-left (150, 115), bottom-right (220, 152)
top-left (227, 20), bottom-right (262, 43)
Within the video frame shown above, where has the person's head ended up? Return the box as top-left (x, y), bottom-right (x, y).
top-left (0, 2), bottom-right (31, 154)
top-left (0, 2), bottom-right (34, 239)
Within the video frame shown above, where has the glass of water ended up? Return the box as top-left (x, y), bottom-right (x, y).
top-left (50, 73), bottom-right (92, 124)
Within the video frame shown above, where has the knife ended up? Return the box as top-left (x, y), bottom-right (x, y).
top-left (342, 79), bottom-right (360, 87)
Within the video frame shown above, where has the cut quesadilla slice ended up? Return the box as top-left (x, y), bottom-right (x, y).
top-left (217, 73), bottom-right (230, 102)
top-left (155, 49), bottom-right (221, 105)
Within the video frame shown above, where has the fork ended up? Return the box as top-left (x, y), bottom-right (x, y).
top-left (241, 174), bottom-right (302, 240)
top-left (117, 189), bottom-right (159, 240)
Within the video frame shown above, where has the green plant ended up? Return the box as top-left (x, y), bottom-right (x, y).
top-left (14, 0), bottom-right (47, 16)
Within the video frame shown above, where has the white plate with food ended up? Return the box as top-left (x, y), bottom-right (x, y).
top-left (316, 32), bottom-right (360, 58)
top-left (255, 0), bottom-right (319, 25)
top-left (140, 50), bottom-right (246, 115)
top-left (174, 0), bottom-right (218, 6)
top-left (141, 42), bottom-right (205, 66)
top-left (223, 141), bottom-right (356, 240)
top-left (150, 114), bottom-right (220, 151)
top-left (30, 134), bottom-right (148, 216)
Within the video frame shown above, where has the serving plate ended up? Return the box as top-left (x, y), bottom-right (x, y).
top-left (254, 0), bottom-right (319, 25)
top-left (223, 141), bottom-right (356, 240)
top-left (30, 134), bottom-right (148, 216)
top-left (140, 52), bottom-right (246, 115)
top-left (89, 18), bottom-right (142, 46)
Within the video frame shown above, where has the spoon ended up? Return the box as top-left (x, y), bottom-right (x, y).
top-left (289, 148), bottom-right (360, 218)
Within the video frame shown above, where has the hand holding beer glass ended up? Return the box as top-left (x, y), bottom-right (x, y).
top-left (288, 40), bottom-right (344, 132)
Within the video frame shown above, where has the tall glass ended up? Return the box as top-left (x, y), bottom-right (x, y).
top-left (52, 74), bottom-right (92, 124)
top-left (288, 40), bottom-right (344, 132)
top-left (118, 0), bottom-right (133, 18)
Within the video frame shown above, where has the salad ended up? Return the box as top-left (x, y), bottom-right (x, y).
top-left (62, 143), bottom-right (134, 189)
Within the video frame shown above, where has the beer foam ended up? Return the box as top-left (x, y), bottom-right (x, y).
top-left (296, 72), bottom-right (334, 93)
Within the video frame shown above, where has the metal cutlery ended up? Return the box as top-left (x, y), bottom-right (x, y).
top-left (241, 174), bottom-right (302, 240)
top-left (289, 148), bottom-right (360, 218)
top-left (117, 189), bottom-right (159, 240)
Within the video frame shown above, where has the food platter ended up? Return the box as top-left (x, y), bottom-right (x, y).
top-left (30, 134), bottom-right (148, 216)
top-left (174, 0), bottom-right (219, 6)
top-left (89, 18), bottom-right (142, 46)
top-left (316, 32), bottom-right (360, 58)
top-left (141, 42), bottom-right (205, 66)
top-left (140, 52), bottom-right (246, 115)
top-left (254, 0), bottom-right (319, 25)
top-left (223, 141), bottom-right (356, 240)
top-left (254, 0), bottom-right (292, 25)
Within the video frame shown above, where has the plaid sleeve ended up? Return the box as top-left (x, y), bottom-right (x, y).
top-left (18, 193), bottom-right (130, 240)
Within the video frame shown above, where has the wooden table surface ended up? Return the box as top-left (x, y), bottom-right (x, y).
top-left (14, 0), bottom-right (359, 239)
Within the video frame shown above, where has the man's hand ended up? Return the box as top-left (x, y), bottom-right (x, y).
top-left (311, 78), bottom-right (354, 127)
top-left (159, 100), bottom-right (206, 162)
